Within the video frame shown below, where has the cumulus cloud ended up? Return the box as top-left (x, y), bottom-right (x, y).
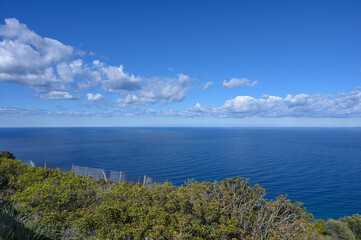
top-left (37, 91), bottom-right (78, 100)
top-left (0, 18), bottom-right (196, 104)
top-left (222, 78), bottom-right (258, 88)
top-left (0, 18), bottom-right (76, 95)
top-left (115, 74), bottom-right (193, 106)
top-left (203, 81), bottom-right (213, 90)
top-left (186, 89), bottom-right (361, 118)
top-left (87, 93), bottom-right (104, 102)
top-left (96, 64), bottom-right (141, 92)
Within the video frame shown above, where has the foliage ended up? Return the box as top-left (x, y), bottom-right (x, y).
top-left (327, 214), bottom-right (361, 240)
top-left (327, 219), bottom-right (356, 240)
top-left (339, 214), bottom-right (361, 239)
top-left (0, 157), bottom-right (27, 204)
top-left (66, 178), bottom-right (322, 239)
top-left (11, 169), bottom-right (98, 226)
top-left (314, 219), bottom-right (332, 236)
top-left (2, 156), bottom-right (358, 240)
top-left (0, 204), bottom-right (56, 240)
top-left (0, 151), bottom-right (15, 160)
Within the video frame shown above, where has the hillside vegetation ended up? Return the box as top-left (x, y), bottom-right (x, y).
top-left (0, 152), bottom-right (360, 239)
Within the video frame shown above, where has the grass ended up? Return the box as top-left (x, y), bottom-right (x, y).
top-left (0, 204), bottom-right (56, 240)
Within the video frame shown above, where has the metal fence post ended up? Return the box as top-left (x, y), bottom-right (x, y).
top-left (85, 167), bottom-right (88, 177)
top-left (143, 175), bottom-right (146, 187)
top-left (119, 171), bottom-right (122, 183)
top-left (44, 162), bottom-right (47, 170)
top-left (71, 164), bottom-right (74, 171)
top-left (103, 169), bottom-right (107, 182)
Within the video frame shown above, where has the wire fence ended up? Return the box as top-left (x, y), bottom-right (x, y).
top-left (22, 160), bottom-right (156, 188)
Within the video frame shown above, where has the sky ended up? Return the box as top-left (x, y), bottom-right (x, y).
top-left (0, 0), bottom-right (361, 127)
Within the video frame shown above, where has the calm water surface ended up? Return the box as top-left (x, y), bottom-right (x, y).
top-left (0, 127), bottom-right (360, 220)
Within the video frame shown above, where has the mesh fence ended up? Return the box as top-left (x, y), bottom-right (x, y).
top-left (22, 160), bottom-right (156, 187)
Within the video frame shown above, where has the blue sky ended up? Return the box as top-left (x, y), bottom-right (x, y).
top-left (0, 0), bottom-right (361, 127)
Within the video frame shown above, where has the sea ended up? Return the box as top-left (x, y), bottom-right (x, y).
top-left (0, 127), bottom-right (360, 220)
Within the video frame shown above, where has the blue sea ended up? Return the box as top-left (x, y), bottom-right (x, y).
top-left (0, 127), bottom-right (360, 220)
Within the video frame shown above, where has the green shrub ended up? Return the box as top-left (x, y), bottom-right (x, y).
top-left (15, 166), bottom-right (49, 191)
top-left (328, 219), bottom-right (356, 240)
top-left (0, 156), bottom-right (328, 239)
top-left (11, 169), bottom-right (98, 226)
top-left (314, 219), bottom-right (331, 236)
top-left (0, 157), bottom-right (27, 204)
top-left (73, 178), bottom-right (322, 239)
top-left (340, 214), bottom-right (361, 239)
top-left (0, 151), bottom-right (15, 160)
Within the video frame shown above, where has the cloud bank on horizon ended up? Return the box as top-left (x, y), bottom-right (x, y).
top-left (1, 18), bottom-right (361, 119)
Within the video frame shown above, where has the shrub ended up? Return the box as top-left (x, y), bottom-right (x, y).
top-left (328, 219), bottom-right (356, 240)
top-left (0, 156), bottom-right (328, 239)
top-left (314, 219), bottom-right (331, 236)
top-left (0, 157), bottom-right (27, 204)
top-left (0, 151), bottom-right (15, 160)
top-left (15, 166), bottom-right (49, 191)
top-left (339, 214), bottom-right (361, 239)
top-left (73, 178), bottom-right (322, 239)
top-left (11, 169), bottom-right (98, 226)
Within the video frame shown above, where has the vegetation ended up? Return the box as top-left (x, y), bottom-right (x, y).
top-left (326, 214), bottom-right (361, 240)
top-left (0, 204), bottom-right (56, 240)
top-left (0, 151), bottom-right (15, 160)
top-left (0, 151), bottom-right (359, 239)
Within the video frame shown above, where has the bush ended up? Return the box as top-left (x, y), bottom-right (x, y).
top-left (314, 219), bottom-right (332, 236)
top-left (0, 156), bottom-right (329, 239)
top-left (0, 151), bottom-right (15, 160)
top-left (11, 169), bottom-right (98, 226)
top-left (0, 157), bottom-right (27, 204)
top-left (339, 214), bottom-right (361, 239)
top-left (328, 219), bottom-right (356, 240)
top-left (73, 178), bottom-right (322, 239)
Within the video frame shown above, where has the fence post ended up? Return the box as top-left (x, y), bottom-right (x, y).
top-left (85, 167), bottom-right (88, 177)
top-left (44, 162), bottom-right (47, 170)
top-left (103, 170), bottom-right (107, 182)
top-left (119, 171), bottom-right (122, 183)
top-left (143, 175), bottom-right (146, 187)
top-left (30, 160), bottom-right (35, 167)
top-left (71, 164), bottom-right (74, 172)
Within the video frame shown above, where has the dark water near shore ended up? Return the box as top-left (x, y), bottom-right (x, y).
top-left (0, 127), bottom-right (360, 219)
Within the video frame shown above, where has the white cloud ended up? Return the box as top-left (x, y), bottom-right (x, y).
top-left (0, 18), bottom-right (78, 93)
top-left (116, 74), bottom-right (194, 106)
top-left (0, 18), bottom-right (196, 105)
top-left (37, 91), bottom-right (78, 100)
top-left (203, 81), bottom-right (213, 89)
top-left (0, 106), bottom-right (43, 116)
top-left (87, 93), bottom-right (104, 102)
top-left (2, 89), bottom-right (361, 119)
top-left (0, 19), bottom-right (73, 67)
top-left (97, 64), bottom-right (141, 92)
top-left (187, 89), bottom-right (361, 118)
top-left (222, 78), bottom-right (258, 88)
